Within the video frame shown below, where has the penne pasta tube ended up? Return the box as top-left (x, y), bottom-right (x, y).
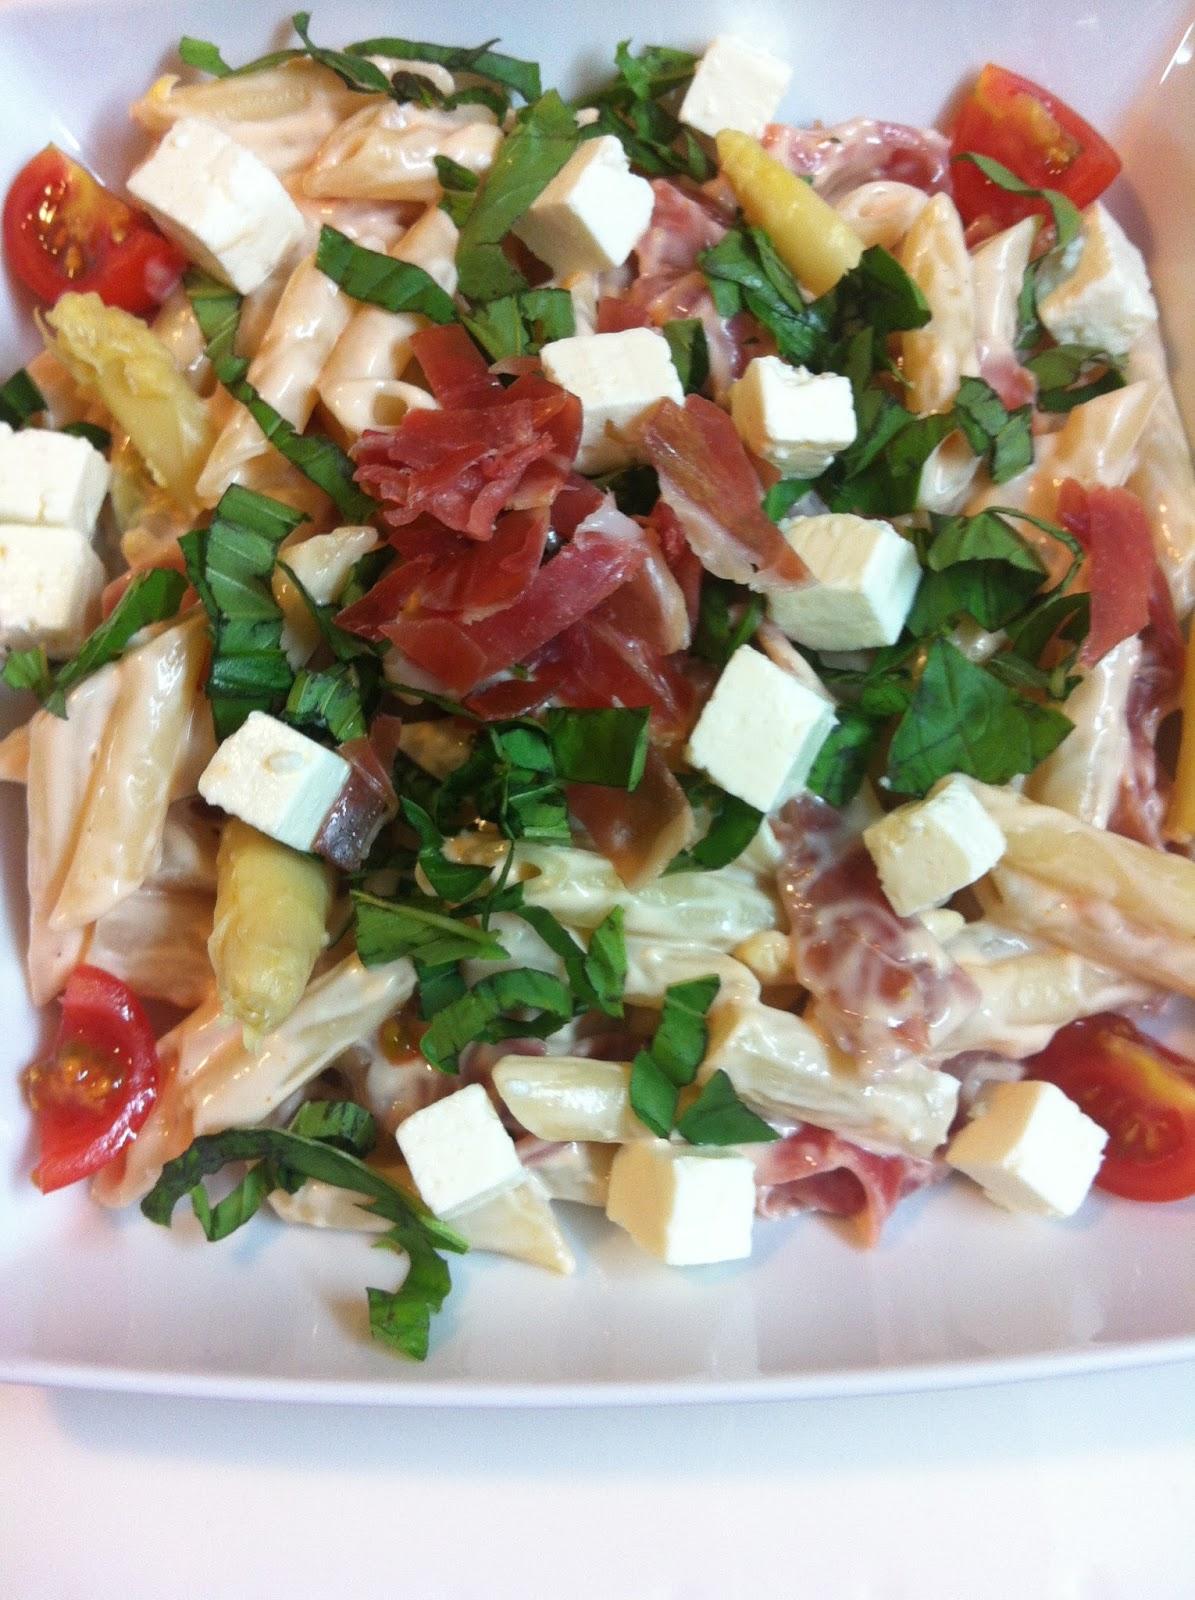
top-left (1127, 323), bottom-right (1195, 618)
top-left (970, 216), bottom-right (1037, 364)
top-left (833, 180), bottom-right (929, 250)
top-left (452, 1176), bottom-right (576, 1274)
top-left (492, 1056), bottom-right (646, 1144)
top-left (0, 721), bottom-right (30, 784)
top-left (1166, 629), bottom-right (1195, 845)
top-left (898, 191), bottom-right (978, 414)
top-left (303, 100), bottom-right (502, 203)
top-left (521, 1140), bottom-right (614, 1207)
top-left (84, 884), bottom-right (215, 1010)
top-left (1025, 636), bottom-right (1139, 826)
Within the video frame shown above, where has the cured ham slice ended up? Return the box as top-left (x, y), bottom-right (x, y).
top-left (752, 1123), bottom-right (942, 1245)
top-left (1057, 479), bottom-right (1159, 666)
top-left (763, 118), bottom-right (951, 201)
top-left (567, 746), bottom-right (697, 888)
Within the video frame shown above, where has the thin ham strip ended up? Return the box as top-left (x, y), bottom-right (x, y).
top-left (763, 118), bottom-right (951, 201)
top-left (640, 396), bottom-right (809, 590)
top-left (752, 1124), bottom-right (942, 1246)
top-left (567, 746), bottom-right (697, 888)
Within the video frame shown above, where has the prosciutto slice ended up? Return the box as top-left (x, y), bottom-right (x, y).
top-left (567, 746), bottom-right (697, 888)
top-left (763, 118), bottom-right (951, 201)
top-left (752, 1124), bottom-right (942, 1246)
top-left (773, 794), bottom-right (980, 1061)
top-left (640, 396), bottom-right (809, 590)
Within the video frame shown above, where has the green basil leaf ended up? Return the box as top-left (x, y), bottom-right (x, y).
top-left (700, 227), bottom-right (828, 365)
top-left (284, 661), bottom-right (368, 742)
top-left (651, 975), bottom-right (721, 1088)
top-left (367, 1226), bottom-right (453, 1362)
top-left (762, 477), bottom-right (815, 523)
top-left (1027, 343), bottom-right (1126, 414)
top-left (662, 318), bottom-right (710, 395)
top-left (885, 637), bottom-right (1073, 796)
top-left (952, 152), bottom-right (1081, 249)
top-left (188, 1164), bottom-right (275, 1241)
top-left (591, 464), bottom-right (659, 517)
top-left (629, 1048), bottom-right (678, 1138)
top-left (415, 959), bottom-right (468, 1020)
top-left (592, 40), bottom-right (699, 107)
top-left (178, 35), bottom-right (303, 77)
top-left (0, 367), bottom-right (46, 428)
top-left (805, 709), bottom-right (880, 808)
top-left (353, 891), bottom-right (509, 968)
top-left (828, 404), bottom-right (955, 517)
top-left (907, 561), bottom-right (1044, 634)
top-left (292, 12), bottom-right (391, 92)
top-left (402, 797), bottom-right (493, 903)
top-left (924, 509), bottom-right (1046, 575)
top-left (582, 905), bottom-right (628, 1016)
top-left (821, 245), bottom-right (931, 342)
top-left (419, 967), bottom-right (573, 1072)
top-left (286, 1098), bottom-right (378, 1155)
top-left (1003, 589), bottom-right (1091, 667)
top-left (346, 35), bottom-right (541, 102)
top-left (435, 153), bottom-right (482, 224)
top-left (668, 782), bottom-right (762, 873)
top-left (546, 706), bottom-right (650, 789)
top-left (463, 287), bottom-right (575, 360)
top-left (456, 91), bottom-right (581, 301)
top-left (61, 421), bottom-right (112, 452)
top-left (693, 578), bottom-right (764, 668)
top-left (315, 225), bottom-right (457, 321)
top-left (0, 647), bottom-right (53, 699)
top-left (675, 1069), bottom-right (779, 1145)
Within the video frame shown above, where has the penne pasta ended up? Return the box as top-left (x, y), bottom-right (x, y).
top-left (84, 883), bottom-right (215, 1009)
top-left (303, 100), bottom-right (502, 203)
top-left (1025, 636), bottom-right (1139, 826)
top-left (833, 180), bottom-right (929, 250)
top-left (970, 216), bottom-right (1037, 366)
top-left (897, 191), bottom-right (978, 414)
top-left (1127, 323), bottom-right (1195, 617)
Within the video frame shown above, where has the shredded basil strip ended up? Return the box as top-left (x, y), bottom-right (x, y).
top-left (2, 567), bottom-right (188, 717)
top-left (693, 578), bottom-right (764, 668)
top-left (546, 705), bottom-right (650, 789)
top-left (463, 287), bottom-right (575, 360)
top-left (315, 225), bottom-right (457, 322)
top-left (588, 41), bottom-right (711, 182)
top-left (346, 34), bottom-right (541, 102)
top-left (402, 797), bottom-right (495, 904)
top-left (662, 318), bottom-right (710, 395)
top-left (1026, 343), bottom-right (1126, 413)
top-left (952, 152), bottom-right (1081, 249)
top-left (419, 967), bottom-right (574, 1072)
top-left (675, 1069), bottom-right (778, 1146)
top-left (514, 903), bottom-right (627, 1018)
top-left (353, 891), bottom-right (510, 968)
top-left (61, 421), bottom-right (112, 452)
top-left (435, 153), bottom-right (481, 225)
top-left (668, 780), bottom-right (762, 873)
top-left (0, 367), bottom-right (46, 428)
top-left (629, 975), bottom-right (720, 1136)
top-left (806, 710), bottom-right (880, 809)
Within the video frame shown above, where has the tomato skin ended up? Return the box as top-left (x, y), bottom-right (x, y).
top-left (24, 966), bottom-right (160, 1193)
top-left (3, 146), bottom-right (186, 313)
top-left (1028, 1014), bottom-right (1195, 1203)
top-left (950, 65), bottom-right (1121, 230)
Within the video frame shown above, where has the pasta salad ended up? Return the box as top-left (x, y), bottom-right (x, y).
top-left (3, 17), bottom-right (1195, 1361)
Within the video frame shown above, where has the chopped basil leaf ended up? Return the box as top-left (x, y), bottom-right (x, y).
top-left (628, 1048), bottom-right (678, 1137)
top-left (346, 34), bottom-right (541, 102)
top-left (546, 705), bottom-right (650, 789)
top-left (693, 578), bottom-right (764, 668)
top-left (668, 780), bottom-right (762, 873)
top-left (367, 1228), bottom-right (454, 1362)
top-left (886, 637), bottom-right (1073, 797)
top-left (675, 1068), bottom-right (778, 1146)
top-left (435, 153), bottom-right (481, 225)
top-left (591, 40), bottom-right (699, 107)
top-left (1003, 588), bottom-right (1090, 672)
top-left (315, 225), bottom-right (457, 322)
top-left (806, 708), bottom-right (881, 807)
top-left (826, 246), bottom-right (932, 344)
top-left (1026, 343), bottom-right (1126, 414)
top-left (415, 958), bottom-right (468, 1020)
top-left (353, 891), bottom-right (509, 968)
top-left (4, 567), bottom-right (188, 716)
top-left (700, 227), bottom-right (828, 365)
top-left (651, 974), bottom-right (721, 1087)
top-left (419, 967), bottom-right (573, 1072)
top-left (61, 421), bottom-right (112, 452)
top-left (292, 12), bottom-right (392, 92)
top-left (177, 35), bottom-right (302, 77)
top-left (514, 902), bottom-right (627, 1018)
top-left (952, 152), bottom-right (1081, 250)
top-left (402, 797), bottom-right (494, 903)
top-left (908, 561), bottom-right (1043, 635)
top-left (284, 662), bottom-right (368, 742)
top-left (588, 41), bottom-right (711, 181)
top-left (762, 477), bottom-right (815, 523)
top-left (952, 375), bottom-right (1033, 485)
top-left (662, 318), bottom-right (710, 395)
top-left (924, 508), bottom-right (1046, 574)
top-left (0, 367), bottom-right (46, 428)
top-left (463, 287), bottom-right (575, 360)
top-left (287, 1098), bottom-right (378, 1153)
top-left (824, 401), bottom-right (955, 517)
top-left (592, 464), bottom-right (659, 517)
top-left (456, 91), bottom-right (581, 301)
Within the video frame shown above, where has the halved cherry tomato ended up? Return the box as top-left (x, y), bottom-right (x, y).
top-left (1028, 1013), bottom-right (1195, 1203)
top-left (3, 146), bottom-right (186, 313)
top-left (22, 965), bottom-right (160, 1192)
top-left (949, 65), bottom-right (1122, 230)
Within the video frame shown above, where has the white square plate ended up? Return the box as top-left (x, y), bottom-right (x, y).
top-left (2, 0), bottom-right (1194, 1406)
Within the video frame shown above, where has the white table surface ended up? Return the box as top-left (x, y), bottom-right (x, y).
top-left (4, 1362), bottom-right (1194, 1599)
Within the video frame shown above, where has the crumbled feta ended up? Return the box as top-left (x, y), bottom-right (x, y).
top-left (863, 774), bottom-right (1007, 918)
top-left (128, 117), bottom-right (305, 293)
top-left (0, 523), bottom-right (104, 657)
top-left (678, 35), bottom-right (792, 140)
top-left (540, 328), bottom-right (683, 472)
top-left (396, 1083), bottom-right (525, 1218)
top-left (0, 425), bottom-right (110, 532)
top-left (766, 512), bottom-right (920, 651)
top-left (606, 1138), bottom-right (756, 1265)
top-left (1036, 202), bottom-right (1158, 358)
top-left (729, 357), bottom-right (857, 475)
top-left (946, 1079), bottom-right (1108, 1217)
top-left (197, 710), bottom-right (351, 854)
top-left (514, 135), bottom-right (654, 277)
top-left (684, 645), bottom-right (837, 813)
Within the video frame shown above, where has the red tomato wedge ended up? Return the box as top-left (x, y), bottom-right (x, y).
top-left (950, 65), bottom-right (1121, 230)
top-left (1057, 479), bottom-right (1158, 665)
top-left (23, 966), bottom-right (160, 1192)
top-left (1029, 1014), bottom-right (1195, 1202)
top-left (3, 146), bottom-right (186, 313)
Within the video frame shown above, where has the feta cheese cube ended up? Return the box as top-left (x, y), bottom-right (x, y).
top-left (396, 1083), bottom-right (524, 1218)
top-left (1036, 202), bottom-right (1158, 357)
top-left (678, 35), bottom-right (792, 140)
top-left (0, 425), bottom-right (110, 532)
top-left (946, 1079), bottom-right (1108, 1217)
top-left (128, 117), bottom-right (305, 294)
top-left (513, 135), bottom-right (654, 277)
top-left (540, 328), bottom-right (683, 473)
top-left (606, 1138), bottom-right (756, 1266)
top-left (0, 523), bottom-right (104, 657)
top-left (729, 357), bottom-right (857, 476)
top-left (197, 710), bottom-right (351, 854)
top-left (863, 774), bottom-right (1007, 918)
top-left (767, 513), bottom-right (919, 651)
top-left (684, 645), bottom-right (836, 813)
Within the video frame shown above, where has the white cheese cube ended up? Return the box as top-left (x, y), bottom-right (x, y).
top-left (606, 1138), bottom-right (756, 1266)
top-left (684, 645), bottom-right (836, 813)
top-left (0, 425), bottom-right (110, 532)
top-left (946, 1079), bottom-right (1108, 1218)
top-left (678, 35), bottom-right (792, 140)
top-left (128, 117), bottom-right (305, 294)
top-left (767, 513), bottom-right (919, 651)
top-left (396, 1083), bottom-right (524, 1218)
top-left (540, 328), bottom-right (683, 473)
top-left (0, 523), bottom-right (104, 657)
top-left (729, 357), bottom-right (857, 476)
top-left (197, 710), bottom-right (351, 854)
top-left (863, 774), bottom-right (1007, 918)
top-left (1036, 202), bottom-right (1158, 358)
top-left (513, 135), bottom-right (654, 277)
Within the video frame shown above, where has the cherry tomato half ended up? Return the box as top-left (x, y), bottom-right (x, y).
top-left (949, 65), bottom-right (1122, 231)
top-left (23, 965), bottom-right (160, 1192)
top-left (1028, 1013), bottom-right (1195, 1203)
top-left (3, 145), bottom-right (185, 313)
